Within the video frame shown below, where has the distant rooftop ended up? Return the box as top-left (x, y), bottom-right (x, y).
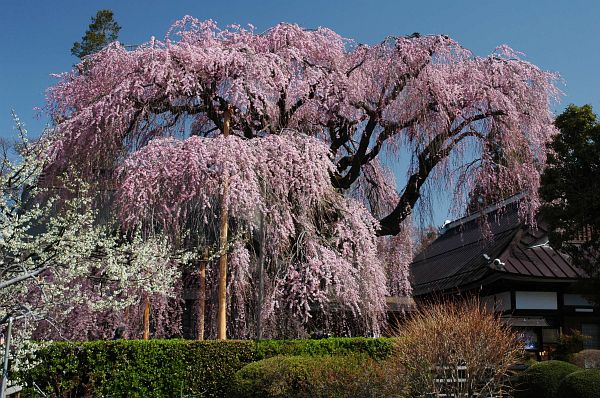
top-left (410, 196), bottom-right (586, 296)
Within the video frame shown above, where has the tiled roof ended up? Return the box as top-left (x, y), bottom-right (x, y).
top-left (410, 196), bottom-right (587, 296)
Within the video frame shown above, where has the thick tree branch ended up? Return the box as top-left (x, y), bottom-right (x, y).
top-left (377, 111), bottom-right (505, 236)
top-left (0, 266), bottom-right (48, 290)
top-left (334, 115), bottom-right (378, 189)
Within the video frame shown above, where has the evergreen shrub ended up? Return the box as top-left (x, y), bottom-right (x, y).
top-left (556, 369), bottom-right (600, 398)
top-left (515, 360), bottom-right (580, 398)
top-left (233, 354), bottom-right (406, 398)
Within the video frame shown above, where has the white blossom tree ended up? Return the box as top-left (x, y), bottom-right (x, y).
top-left (0, 117), bottom-right (180, 377)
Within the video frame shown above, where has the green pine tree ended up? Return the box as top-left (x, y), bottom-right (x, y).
top-left (540, 104), bottom-right (600, 304)
top-left (71, 9), bottom-right (121, 59)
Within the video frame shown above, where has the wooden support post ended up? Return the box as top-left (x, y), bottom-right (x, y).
top-left (1, 317), bottom-right (13, 398)
top-left (196, 252), bottom-right (208, 341)
top-left (256, 212), bottom-right (265, 340)
top-left (217, 107), bottom-right (231, 340)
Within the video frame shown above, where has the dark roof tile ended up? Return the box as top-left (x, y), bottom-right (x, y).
top-left (410, 196), bottom-right (587, 296)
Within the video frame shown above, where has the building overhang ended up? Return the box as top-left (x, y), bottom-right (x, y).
top-left (502, 315), bottom-right (550, 327)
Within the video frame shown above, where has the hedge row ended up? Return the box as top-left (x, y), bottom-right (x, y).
top-left (21, 339), bottom-right (256, 397)
top-left (20, 337), bottom-right (396, 397)
top-left (254, 336), bottom-right (395, 360)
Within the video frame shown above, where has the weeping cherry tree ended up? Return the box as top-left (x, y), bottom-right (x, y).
top-left (41, 17), bottom-right (560, 337)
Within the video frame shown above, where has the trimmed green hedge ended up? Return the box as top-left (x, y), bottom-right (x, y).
top-left (21, 339), bottom-right (256, 397)
top-left (515, 360), bottom-right (580, 398)
top-left (557, 369), bottom-right (600, 398)
top-left (234, 354), bottom-right (406, 398)
top-left (20, 337), bottom-right (396, 397)
top-left (255, 337), bottom-right (395, 360)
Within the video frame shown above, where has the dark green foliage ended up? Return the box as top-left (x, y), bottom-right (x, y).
top-left (254, 337), bottom-right (396, 360)
top-left (21, 339), bottom-right (256, 397)
top-left (71, 9), bottom-right (121, 59)
top-left (233, 355), bottom-right (406, 398)
top-left (552, 330), bottom-right (587, 361)
top-left (514, 360), bottom-right (580, 398)
top-left (557, 369), bottom-right (600, 398)
top-left (20, 337), bottom-right (395, 397)
top-left (235, 355), bottom-right (313, 398)
top-left (540, 104), bottom-right (600, 303)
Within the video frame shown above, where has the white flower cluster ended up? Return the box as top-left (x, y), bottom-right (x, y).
top-left (0, 119), bottom-right (178, 371)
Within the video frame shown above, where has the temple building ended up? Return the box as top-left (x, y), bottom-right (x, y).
top-left (410, 195), bottom-right (600, 356)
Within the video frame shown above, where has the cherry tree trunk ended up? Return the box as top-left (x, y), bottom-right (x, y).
top-left (217, 109), bottom-right (231, 340)
top-left (142, 295), bottom-right (150, 340)
top-left (256, 212), bottom-right (266, 340)
top-left (196, 257), bottom-right (207, 340)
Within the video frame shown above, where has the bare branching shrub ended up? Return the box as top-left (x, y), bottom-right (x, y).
top-left (394, 299), bottom-right (521, 397)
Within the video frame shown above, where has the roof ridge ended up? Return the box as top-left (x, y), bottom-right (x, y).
top-left (442, 192), bottom-right (525, 232)
top-left (412, 226), bottom-right (519, 265)
top-left (412, 228), bottom-right (519, 293)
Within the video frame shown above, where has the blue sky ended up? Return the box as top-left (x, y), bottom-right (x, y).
top-left (1, 0), bottom-right (598, 225)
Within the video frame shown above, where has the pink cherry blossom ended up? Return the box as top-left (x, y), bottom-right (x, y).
top-left (41, 18), bottom-right (560, 337)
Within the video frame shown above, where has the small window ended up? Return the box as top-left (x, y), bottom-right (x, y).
top-left (582, 323), bottom-right (600, 349)
top-left (542, 328), bottom-right (559, 344)
top-left (515, 291), bottom-right (557, 310)
top-left (564, 294), bottom-right (593, 306)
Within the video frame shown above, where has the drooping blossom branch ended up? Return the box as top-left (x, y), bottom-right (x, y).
top-left (43, 18), bottom-right (560, 236)
top-left (117, 132), bottom-right (389, 336)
